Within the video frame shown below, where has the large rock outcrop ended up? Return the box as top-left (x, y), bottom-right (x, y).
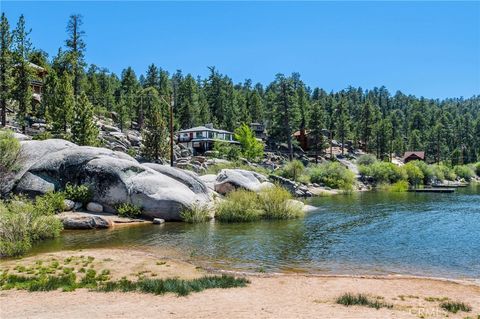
top-left (214, 169), bottom-right (273, 195)
top-left (12, 139), bottom-right (211, 221)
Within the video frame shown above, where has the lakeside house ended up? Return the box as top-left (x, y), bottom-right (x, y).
top-left (29, 62), bottom-right (48, 111)
top-left (249, 122), bottom-right (267, 141)
top-left (292, 129), bottom-right (331, 151)
top-left (403, 151), bottom-right (425, 163)
top-left (177, 124), bottom-right (239, 155)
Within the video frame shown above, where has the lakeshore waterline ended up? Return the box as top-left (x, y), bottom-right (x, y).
top-left (28, 185), bottom-right (479, 279)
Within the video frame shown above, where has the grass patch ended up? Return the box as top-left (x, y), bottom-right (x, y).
top-left (336, 293), bottom-right (393, 310)
top-left (180, 204), bottom-right (212, 223)
top-left (440, 301), bottom-right (472, 313)
top-left (258, 185), bottom-right (304, 220)
top-left (97, 275), bottom-right (249, 296)
top-left (215, 185), bottom-right (304, 223)
top-left (216, 190), bottom-right (263, 222)
top-left (1, 257), bottom-right (249, 296)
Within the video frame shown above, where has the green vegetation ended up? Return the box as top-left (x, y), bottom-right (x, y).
top-left (216, 190), bottom-right (263, 223)
top-left (216, 186), bottom-right (303, 223)
top-left (359, 161), bottom-right (406, 184)
top-left (180, 204), bottom-right (212, 223)
top-left (0, 129), bottom-right (21, 174)
top-left (404, 162), bottom-right (424, 186)
top-left (64, 183), bottom-right (92, 204)
top-left (309, 162), bottom-right (355, 190)
top-left (116, 203), bottom-right (142, 218)
top-left (377, 180), bottom-right (409, 192)
top-left (0, 195), bottom-right (63, 257)
top-left (278, 160), bottom-right (305, 182)
top-left (0, 256), bottom-right (249, 296)
top-left (97, 275), bottom-right (249, 296)
top-left (440, 301), bottom-right (472, 314)
top-left (234, 124), bottom-right (264, 161)
top-left (357, 154), bottom-right (377, 166)
top-left (212, 141), bottom-right (241, 161)
top-left (259, 185), bottom-right (303, 220)
top-left (454, 165), bottom-right (475, 181)
top-left (0, 13), bottom-right (480, 164)
top-left (336, 293), bottom-right (393, 310)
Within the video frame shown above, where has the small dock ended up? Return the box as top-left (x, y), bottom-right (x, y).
top-left (408, 188), bottom-right (455, 193)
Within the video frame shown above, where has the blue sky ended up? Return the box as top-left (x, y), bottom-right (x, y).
top-left (2, 1), bottom-right (479, 99)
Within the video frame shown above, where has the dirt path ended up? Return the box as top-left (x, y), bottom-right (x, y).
top-left (1, 248), bottom-right (479, 319)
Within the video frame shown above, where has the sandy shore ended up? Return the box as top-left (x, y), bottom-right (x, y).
top-left (1, 248), bottom-right (479, 319)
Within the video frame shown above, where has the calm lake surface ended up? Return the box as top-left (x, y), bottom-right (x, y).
top-left (31, 185), bottom-right (480, 279)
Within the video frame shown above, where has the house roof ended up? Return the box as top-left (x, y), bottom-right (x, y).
top-left (177, 126), bottom-right (232, 134)
top-left (403, 151), bottom-right (425, 160)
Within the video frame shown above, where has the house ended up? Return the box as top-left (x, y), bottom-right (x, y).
top-left (292, 129), bottom-right (330, 151)
top-left (29, 62), bottom-right (48, 111)
top-left (177, 124), bottom-right (239, 155)
top-left (249, 122), bottom-right (267, 141)
top-left (403, 151), bottom-right (425, 163)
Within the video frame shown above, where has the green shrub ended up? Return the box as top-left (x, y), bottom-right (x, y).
top-left (377, 180), bottom-right (409, 192)
top-left (0, 196), bottom-right (63, 257)
top-left (64, 184), bottom-right (92, 204)
top-left (454, 165), bottom-right (475, 181)
top-left (32, 131), bottom-right (52, 141)
top-left (336, 293), bottom-right (392, 309)
top-left (359, 161), bottom-right (407, 184)
top-left (116, 203), bottom-right (142, 218)
top-left (440, 301), bottom-right (472, 313)
top-left (213, 142), bottom-right (241, 161)
top-left (278, 160), bottom-right (305, 182)
top-left (356, 154), bottom-right (377, 166)
top-left (234, 124), bottom-right (264, 161)
top-left (475, 162), bottom-right (480, 177)
top-left (35, 191), bottom-right (66, 214)
top-left (404, 162), bottom-right (424, 186)
top-left (180, 204), bottom-right (212, 223)
top-left (309, 162), bottom-right (355, 190)
top-left (259, 185), bottom-right (304, 220)
top-left (0, 129), bottom-right (21, 173)
top-left (216, 190), bottom-right (262, 223)
top-left (408, 161), bottom-right (434, 184)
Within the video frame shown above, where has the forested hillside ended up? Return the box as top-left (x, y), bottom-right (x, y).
top-left (1, 13), bottom-right (479, 164)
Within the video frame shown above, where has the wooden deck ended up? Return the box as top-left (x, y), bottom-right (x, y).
top-left (408, 188), bottom-right (455, 193)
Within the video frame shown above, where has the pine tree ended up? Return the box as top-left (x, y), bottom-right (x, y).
top-left (47, 72), bottom-right (74, 136)
top-left (72, 92), bottom-right (99, 146)
top-left (12, 14), bottom-right (33, 133)
top-left (142, 88), bottom-right (168, 161)
top-left (335, 97), bottom-right (350, 155)
top-left (177, 74), bottom-right (198, 129)
top-left (0, 13), bottom-right (12, 127)
top-left (144, 63), bottom-right (159, 88)
top-left (308, 101), bottom-right (326, 163)
top-left (120, 67), bottom-right (139, 129)
top-left (359, 100), bottom-right (375, 152)
top-left (65, 14), bottom-right (86, 97)
top-left (270, 74), bottom-right (299, 160)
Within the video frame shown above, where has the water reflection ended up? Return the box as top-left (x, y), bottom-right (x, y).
top-left (30, 185), bottom-right (480, 278)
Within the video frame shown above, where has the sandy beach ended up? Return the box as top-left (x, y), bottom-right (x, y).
top-left (1, 248), bottom-right (479, 319)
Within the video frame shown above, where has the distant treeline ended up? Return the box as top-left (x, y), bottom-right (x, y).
top-left (1, 13), bottom-right (479, 163)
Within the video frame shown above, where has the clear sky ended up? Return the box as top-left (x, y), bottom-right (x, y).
top-left (2, 1), bottom-right (479, 99)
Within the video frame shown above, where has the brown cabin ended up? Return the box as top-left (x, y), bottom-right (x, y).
top-left (403, 151), bottom-right (425, 163)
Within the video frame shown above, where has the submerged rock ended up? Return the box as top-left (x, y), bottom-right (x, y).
top-left (58, 212), bottom-right (111, 229)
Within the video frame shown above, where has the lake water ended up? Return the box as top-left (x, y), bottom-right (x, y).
top-left (31, 185), bottom-right (480, 280)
